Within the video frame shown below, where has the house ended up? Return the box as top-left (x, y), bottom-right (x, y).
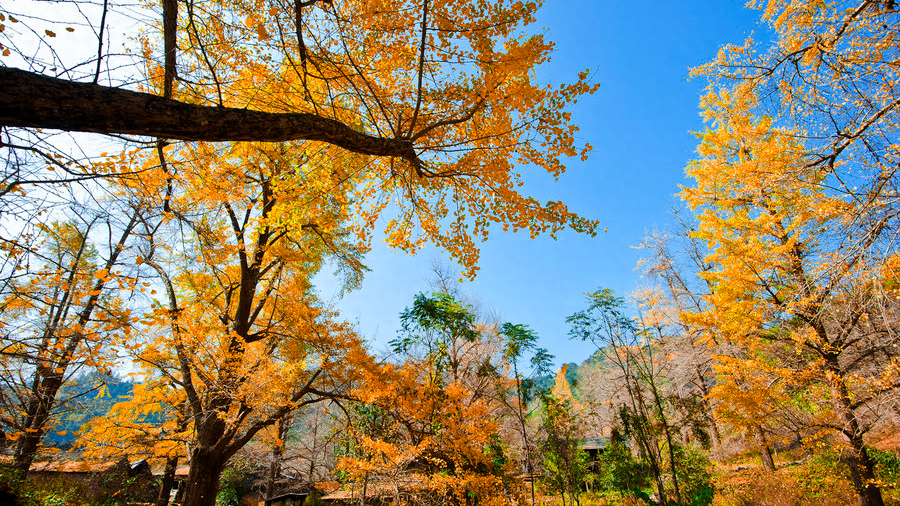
top-left (579, 437), bottom-right (609, 461)
top-left (321, 481), bottom-right (399, 505)
top-left (26, 456), bottom-right (157, 503)
top-left (579, 437), bottom-right (610, 474)
top-left (265, 491), bottom-right (309, 506)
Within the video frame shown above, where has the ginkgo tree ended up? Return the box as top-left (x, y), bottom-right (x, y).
top-left (108, 135), bottom-right (383, 506)
top-left (682, 3), bottom-right (900, 503)
top-left (693, 0), bottom-right (900, 219)
top-left (0, 214), bottom-right (138, 473)
top-left (682, 86), bottom-right (900, 506)
top-left (5, 2), bottom-right (600, 505)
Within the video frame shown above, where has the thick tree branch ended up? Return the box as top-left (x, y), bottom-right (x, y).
top-left (1, 68), bottom-right (419, 161)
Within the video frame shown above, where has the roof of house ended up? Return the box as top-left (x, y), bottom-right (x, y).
top-left (321, 482), bottom-right (403, 501)
top-left (29, 457), bottom-right (125, 473)
top-left (579, 437), bottom-right (609, 450)
top-left (314, 481), bottom-right (342, 495)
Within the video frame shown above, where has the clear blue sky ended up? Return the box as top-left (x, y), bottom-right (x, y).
top-left (316, 1), bottom-right (765, 368)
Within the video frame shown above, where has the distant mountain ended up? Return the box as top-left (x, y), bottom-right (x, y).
top-left (45, 373), bottom-right (134, 449)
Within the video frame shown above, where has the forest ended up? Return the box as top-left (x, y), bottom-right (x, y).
top-left (0, 0), bottom-right (898, 506)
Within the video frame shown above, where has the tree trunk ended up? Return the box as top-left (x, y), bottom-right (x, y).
top-left (13, 430), bottom-right (42, 474)
top-left (267, 443), bottom-right (283, 500)
top-left (824, 358), bottom-right (884, 506)
top-left (14, 374), bottom-right (63, 473)
top-left (844, 442), bottom-right (884, 506)
top-left (629, 384), bottom-right (666, 506)
top-left (649, 382), bottom-right (681, 505)
top-left (754, 425), bottom-right (776, 472)
top-left (181, 450), bottom-right (226, 506)
top-left (266, 459), bottom-right (280, 501)
top-left (707, 414), bottom-right (723, 462)
top-left (695, 366), bottom-right (723, 461)
top-left (156, 456), bottom-right (179, 506)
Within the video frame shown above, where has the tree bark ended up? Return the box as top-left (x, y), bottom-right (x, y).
top-left (707, 413), bottom-right (723, 461)
top-left (13, 371), bottom-right (63, 473)
top-left (182, 448), bottom-right (227, 506)
top-left (824, 356), bottom-right (884, 506)
top-left (0, 68), bottom-right (417, 161)
top-left (156, 456), bottom-right (179, 506)
top-left (754, 424), bottom-right (776, 472)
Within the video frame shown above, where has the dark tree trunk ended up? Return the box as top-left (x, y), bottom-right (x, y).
top-left (695, 366), bottom-right (723, 461)
top-left (181, 405), bottom-right (231, 506)
top-left (649, 382), bottom-right (681, 505)
top-left (707, 413), bottom-right (723, 461)
top-left (844, 442), bottom-right (884, 506)
top-left (156, 456), bottom-right (179, 506)
top-left (824, 356), bottom-right (884, 506)
top-left (181, 449), bottom-right (227, 506)
top-left (754, 424), bottom-right (776, 472)
top-left (266, 460), bottom-right (279, 501)
top-left (13, 430), bottom-right (42, 474)
top-left (14, 374), bottom-right (64, 473)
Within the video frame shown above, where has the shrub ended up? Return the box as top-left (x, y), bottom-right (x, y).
top-left (669, 446), bottom-right (714, 506)
top-left (596, 440), bottom-right (650, 495)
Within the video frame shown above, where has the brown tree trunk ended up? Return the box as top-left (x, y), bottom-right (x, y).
top-left (695, 366), bottom-right (723, 461)
top-left (707, 414), bottom-right (723, 461)
top-left (181, 449), bottom-right (226, 506)
top-left (266, 443), bottom-right (283, 500)
top-left (14, 373), bottom-right (63, 472)
top-left (156, 456), bottom-right (179, 506)
top-left (754, 424), bottom-right (776, 472)
top-left (649, 382), bottom-right (681, 505)
top-left (266, 459), bottom-right (280, 501)
top-left (0, 67), bottom-right (418, 162)
top-left (824, 357), bottom-right (884, 506)
top-left (13, 430), bottom-right (42, 474)
top-left (844, 442), bottom-right (884, 506)
top-left (181, 406), bottom-right (231, 506)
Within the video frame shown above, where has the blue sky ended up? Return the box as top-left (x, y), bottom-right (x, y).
top-left (317, 1), bottom-right (765, 367)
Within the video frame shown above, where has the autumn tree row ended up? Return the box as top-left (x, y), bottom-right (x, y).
top-left (562, 3), bottom-right (900, 506)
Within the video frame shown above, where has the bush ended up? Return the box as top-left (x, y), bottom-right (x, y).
top-left (794, 446), bottom-right (849, 498)
top-left (216, 467), bottom-right (246, 506)
top-left (713, 466), bottom-right (855, 506)
top-left (596, 440), bottom-right (650, 495)
top-left (669, 446), bottom-right (714, 506)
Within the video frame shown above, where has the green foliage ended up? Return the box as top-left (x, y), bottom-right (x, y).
top-left (486, 433), bottom-right (509, 470)
top-left (668, 446), bottom-right (714, 506)
top-left (869, 448), bottom-right (900, 490)
top-left (500, 322), bottom-right (553, 402)
top-left (215, 467), bottom-right (245, 506)
top-left (393, 292), bottom-right (479, 362)
top-left (567, 289), bottom-right (638, 346)
top-left (795, 447), bottom-right (849, 498)
top-left (595, 437), bottom-right (650, 495)
top-left (541, 395), bottom-right (592, 503)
